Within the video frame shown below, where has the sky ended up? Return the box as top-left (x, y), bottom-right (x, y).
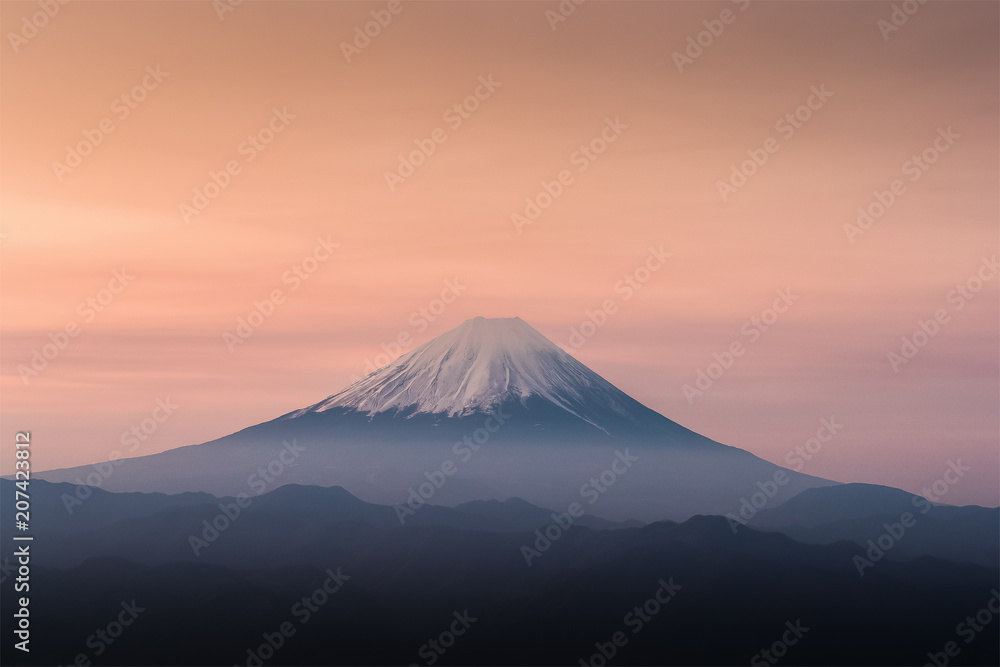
top-left (1, 0), bottom-right (997, 507)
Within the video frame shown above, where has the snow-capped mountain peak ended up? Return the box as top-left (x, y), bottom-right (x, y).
top-left (291, 316), bottom-right (650, 430)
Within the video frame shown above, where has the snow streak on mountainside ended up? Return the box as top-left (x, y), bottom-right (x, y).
top-left (289, 317), bottom-right (641, 430)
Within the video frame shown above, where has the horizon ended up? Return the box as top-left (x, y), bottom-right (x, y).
top-left (14, 310), bottom-right (999, 509)
top-left (2, 0), bottom-right (998, 509)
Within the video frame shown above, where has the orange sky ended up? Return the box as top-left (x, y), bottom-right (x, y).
top-left (2, 0), bottom-right (997, 506)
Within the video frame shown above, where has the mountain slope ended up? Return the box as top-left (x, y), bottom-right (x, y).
top-left (749, 483), bottom-right (1000, 567)
top-left (283, 316), bottom-right (694, 439)
top-left (31, 316), bottom-right (839, 521)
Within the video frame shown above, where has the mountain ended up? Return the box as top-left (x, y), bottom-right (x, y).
top-left (750, 482), bottom-right (927, 527)
top-left (453, 496), bottom-right (645, 531)
top-left (4, 509), bottom-right (998, 667)
top-left (0, 479), bottom-right (639, 571)
top-left (288, 316), bottom-right (680, 437)
top-left (749, 483), bottom-right (1000, 568)
top-left (32, 316), bottom-right (838, 521)
top-left (6, 477), bottom-right (996, 666)
top-left (0, 478), bottom-right (219, 537)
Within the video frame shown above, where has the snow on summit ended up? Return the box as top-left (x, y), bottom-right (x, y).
top-left (296, 316), bottom-right (638, 423)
